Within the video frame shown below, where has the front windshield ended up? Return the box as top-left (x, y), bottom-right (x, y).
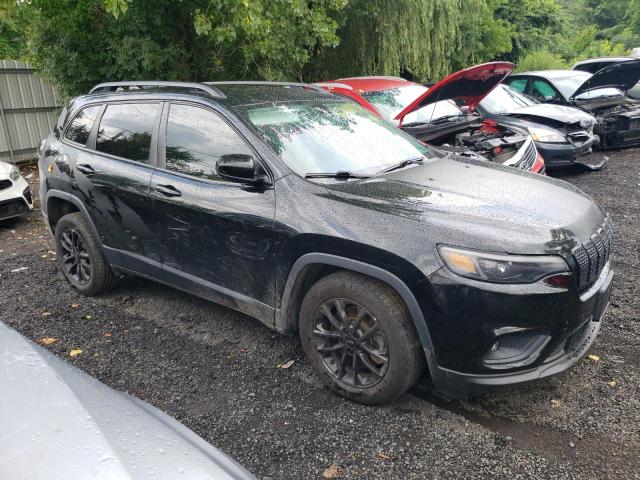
top-left (239, 100), bottom-right (434, 177)
top-left (361, 86), bottom-right (465, 125)
top-left (553, 75), bottom-right (624, 99)
top-left (480, 85), bottom-right (538, 113)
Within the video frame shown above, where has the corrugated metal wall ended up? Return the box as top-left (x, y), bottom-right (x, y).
top-left (0, 60), bottom-right (62, 164)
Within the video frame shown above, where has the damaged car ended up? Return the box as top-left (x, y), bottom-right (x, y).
top-left (572, 57), bottom-right (640, 99)
top-left (40, 81), bottom-right (613, 404)
top-left (0, 160), bottom-right (33, 222)
top-left (506, 60), bottom-right (640, 148)
top-left (316, 62), bottom-right (545, 174)
top-left (476, 84), bottom-right (602, 170)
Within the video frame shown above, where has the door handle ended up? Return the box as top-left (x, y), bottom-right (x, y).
top-left (76, 163), bottom-right (98, 175)
top-left (154, 184), bottom-right (182, 197)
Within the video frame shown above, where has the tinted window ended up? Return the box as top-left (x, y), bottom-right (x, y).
top-left (506, 78), bottom-right (528, 93)
top-left (530, 79), bottom-right (561, 101)
top-left (96, 103), bottom-right (159, 162)
top-left (65, 105), bottom-right (102, 145)
top-left (165, 104), bottom-right (252, 181)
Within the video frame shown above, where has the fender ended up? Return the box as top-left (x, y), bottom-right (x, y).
top-left (44, 189), bottom-right (103, 247)
top-left (275, 253), bottom-right (434, 351)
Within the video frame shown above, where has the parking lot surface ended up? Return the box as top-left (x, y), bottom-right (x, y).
top-left (1, 150), bottom-right (638, 479)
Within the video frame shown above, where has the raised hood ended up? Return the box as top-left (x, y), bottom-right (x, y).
top-left (395, 62), bottom-right (515, 124)
top-left (572, 59), bottom-right (640, 99)
top-left (0, 322), bottom-right (255, 480)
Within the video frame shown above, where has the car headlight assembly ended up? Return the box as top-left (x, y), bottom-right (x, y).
top-left (9, 165), bottom-right (20, 181)
top-left (527, 126), bottom-right (567, 144)
top-left (438, 246), bottom-right (571, 286)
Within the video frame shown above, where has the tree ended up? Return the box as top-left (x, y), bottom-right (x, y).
top-left (0, 1), bottom-right (32, 59)
top-left (306, 0), bottom-right (513, 83)
top-left (26, 0), bottom-right (346, 97)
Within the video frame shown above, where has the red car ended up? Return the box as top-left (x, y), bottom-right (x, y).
top-left (316, 62), bottom-right (545, 174)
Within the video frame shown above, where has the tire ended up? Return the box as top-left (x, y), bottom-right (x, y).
top-left (299, 270), bottom-right (424, 405)
top-left (54, 212), bottom-right (118, 295)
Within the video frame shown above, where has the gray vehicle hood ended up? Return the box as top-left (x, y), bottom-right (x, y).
top-left (0, 322), bottom-right (255, 480)
top-left (501, 103), bottom-right (596, 127)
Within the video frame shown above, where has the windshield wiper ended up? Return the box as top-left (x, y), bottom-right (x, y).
top-left (376, 157), bottom-right (424, 174)
top-left (304, 170), bottom-right (370, 180)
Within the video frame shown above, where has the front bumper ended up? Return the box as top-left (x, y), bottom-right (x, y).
top-left (0, 174), bottom-right (32, 221)
top-left (422, 263), bottom-right (614, 398)
top-left (536, 134), bottom-right (597, 169)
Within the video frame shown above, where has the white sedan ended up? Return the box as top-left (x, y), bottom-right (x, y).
top-left (0, 160), bottom-right (33, 221)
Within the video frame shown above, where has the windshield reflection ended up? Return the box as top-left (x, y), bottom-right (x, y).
top-left (240, 101), bottom-right (435, 177)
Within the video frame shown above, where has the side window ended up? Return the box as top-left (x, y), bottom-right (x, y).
top-left (96, 103), bottom-right (160, 162)
top-left (165, 104), bottom-right (252, 181)
top-left (64, 105), bottom-right (102, 145)
top-left (530, 79), bottom-right (561, 101)
top-left (506, 78), bottom-right (528, 93)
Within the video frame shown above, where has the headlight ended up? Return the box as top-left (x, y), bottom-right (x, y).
top-left (438, 246), bottom-right (570, 284)
top-left (527, 126), bottom-right (567, 144)
top-left (9, 165), bottom-right (20, 181)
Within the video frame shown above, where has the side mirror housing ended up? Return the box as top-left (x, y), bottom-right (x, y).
top-left (217, 154), bottom-right (269, 186)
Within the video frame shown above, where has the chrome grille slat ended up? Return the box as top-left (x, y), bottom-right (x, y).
top-left (517, 141), bottom-right (537, 171)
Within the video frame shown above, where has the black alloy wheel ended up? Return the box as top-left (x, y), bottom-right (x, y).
top-left (59, 228), bottom-right (92, 286)
top-left (312, 298), bottom-right (389, 388)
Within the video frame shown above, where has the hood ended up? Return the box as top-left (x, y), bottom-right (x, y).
top-left (503, 103), bottom-right (596, 127)
top-left (572, 59), bottom-right (640, 98)
top-left (0, 322), bottom-right (255, 480)
top-left (324, 157), bottom-right (604, 256)
top-left (395, 62), bottom-right (515, 124)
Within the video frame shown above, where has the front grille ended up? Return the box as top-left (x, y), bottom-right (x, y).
top-left (0, 179), bottom-right (11, 191)
top-left (514, 140), bottom-right (537, 171)
top-left (572, 217), bottom-right (613, 289)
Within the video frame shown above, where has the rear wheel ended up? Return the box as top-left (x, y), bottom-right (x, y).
top-left (54, 212), bottom-right (118, 295)
top-left (299, 271), bottom-right (424, 405)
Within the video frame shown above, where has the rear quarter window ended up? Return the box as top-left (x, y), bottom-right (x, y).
top-left (64, 105), bottom-right (102, 145)
top-left (95, 103), bottom-right (160, 163)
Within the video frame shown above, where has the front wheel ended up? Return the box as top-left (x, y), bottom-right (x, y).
top-left (54, 212), bottom-right (118, 295)
top-left (299, 271), bottom-right (424, 405)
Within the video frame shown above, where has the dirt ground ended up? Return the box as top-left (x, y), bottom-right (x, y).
top-left (1, 150), bottom-right (638, 479)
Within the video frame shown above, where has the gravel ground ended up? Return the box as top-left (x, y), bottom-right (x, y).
top-left (1, 150), bottom-right (639, 479)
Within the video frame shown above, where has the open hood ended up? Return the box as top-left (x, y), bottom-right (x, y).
top-left (572, 59), bottom-right (640, 99)
top-left (395, 62), bottom-right (515, 124)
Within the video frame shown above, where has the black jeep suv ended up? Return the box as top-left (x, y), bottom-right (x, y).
top-left (39, 81), bottom-right (614, 404)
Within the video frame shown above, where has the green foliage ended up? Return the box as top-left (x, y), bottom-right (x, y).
top-left (307, 0), bottom-right (515, 82)
top-left (0, 1), bottom-right (32, 59)
top-left (516, 50), bottom-right (568, 72)
top-left (25, 0), bottom-right (346, 96)
top-left (452, 0), bottom-right (514, 69)
top-left (492, 0), bottom-right (564, 62)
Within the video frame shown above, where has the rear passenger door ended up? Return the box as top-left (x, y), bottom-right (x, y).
top-left (68, 102), bottom-right (162, 273)
top-left (150, 102), bottom-right (278, 311)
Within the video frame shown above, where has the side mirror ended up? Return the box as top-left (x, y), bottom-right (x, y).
top-left (217, 154), bottom-right (269, 186)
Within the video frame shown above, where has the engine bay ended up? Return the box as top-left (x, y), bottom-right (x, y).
top-left (428, 125), bottom-right (529, 165)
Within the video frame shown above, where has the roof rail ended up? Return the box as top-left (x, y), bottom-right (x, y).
top-left (89, 81), bottom-right (226, 98)
top-left (204, 80), bottom-right (327, 93)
